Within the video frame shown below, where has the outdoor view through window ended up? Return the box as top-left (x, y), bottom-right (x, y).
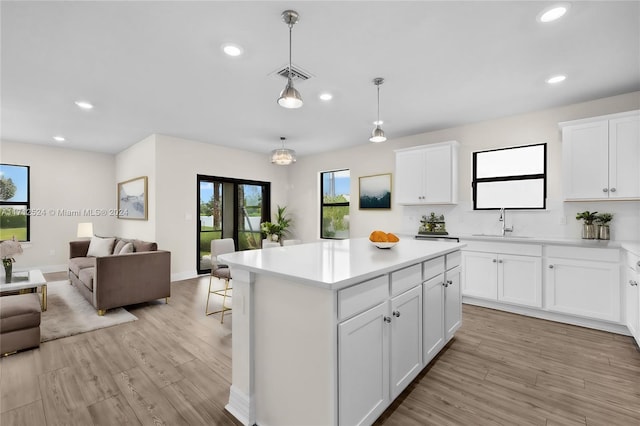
top-left (0, 164), bottom-right (30, 241)
top-left (321, 170), bottom-right (350, 239)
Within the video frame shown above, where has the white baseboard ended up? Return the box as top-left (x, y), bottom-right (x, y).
top-left (170, 270), bottom-right (202, 282)
top-left (462, 297), bottom-right (631, 336)
top-left (225, 385), bottom-right (254, 426)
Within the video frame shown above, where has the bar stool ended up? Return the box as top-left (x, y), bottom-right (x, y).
top-left (206, 238), bottom-right (235, 323)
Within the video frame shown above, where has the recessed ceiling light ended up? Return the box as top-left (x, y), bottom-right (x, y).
top-left (537, 3), bottom-right (570, 23)
top-left (546, 75), bottom-right (567, 84)
top-left (222, 43), bottom-right (244, 57)
top-left (53, 136), bottom-right (66, 142)
top-left (319, 93), bottom-right (333, 101)
top-left (74, 100), bottom-right (94, 110)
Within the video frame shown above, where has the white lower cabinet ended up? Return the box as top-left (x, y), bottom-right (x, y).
top-left (624, 250), bottom-right (640, 346)
top-left (338, 252), bottom-right (463, 426)
top-left (390, 286), bottom-right (423, 399)
top-left (461, 242), bottom-right (542, 308)
top-left (338, 302), bottom-right (389, 426)
top-left (423, 255), bottom-right (461, 366)
top-left (545, 250), bottom-right (620, 322)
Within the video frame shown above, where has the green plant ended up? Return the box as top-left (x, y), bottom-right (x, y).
top-left (595, 213), bottom-right (613, 225)
top-left (260, 205), bottom-right (292, 240)
top-left (576, 211), bottom-right (598, 225)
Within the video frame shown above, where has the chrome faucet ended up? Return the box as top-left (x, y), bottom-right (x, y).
top-left (499, 208), bottom-right (513, 236)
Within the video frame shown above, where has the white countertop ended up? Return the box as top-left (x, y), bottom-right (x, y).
top-left (219, 237), bottom-right (465, 290)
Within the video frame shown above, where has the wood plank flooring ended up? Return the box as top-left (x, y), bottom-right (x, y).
top-left (2, 273), bottom-right (639, 425)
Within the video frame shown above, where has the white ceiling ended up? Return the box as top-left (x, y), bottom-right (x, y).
top-left (2, 1), bottom-right (639, 157)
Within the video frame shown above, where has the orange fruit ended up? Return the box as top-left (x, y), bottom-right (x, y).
top-left (387, 233), bottom-right (399, 242)
top-left (369, 230), bottom-right (388, 242)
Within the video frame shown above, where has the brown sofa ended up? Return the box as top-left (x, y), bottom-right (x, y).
top-left (68, 238), bottom-right (171, 315)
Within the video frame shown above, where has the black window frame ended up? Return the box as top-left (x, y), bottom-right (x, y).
top-left (196, 174), bottom-right (270, 274)
top-left (0, 163), bottom-right (31, 242)
top-left (320, 169), bottom-right (350, 240)
top-left (472, 143), bottom-right (547, 210)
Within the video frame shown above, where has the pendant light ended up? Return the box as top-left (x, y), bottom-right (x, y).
top-left (271, 137), bottom-right (297, 165)
top-left (277, 10), bottom-right (303, 109)
top-left (369, 77), bottom-right (387, 143)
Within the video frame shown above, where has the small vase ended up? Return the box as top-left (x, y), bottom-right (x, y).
top-left (598, 225), bottom-right (610, 240)
top-left (271, 234), bottom-right (279, 242)
top-left (4, 263), bottom-right (12, 283)
top-left (581, 224), bottom-right (596, 239)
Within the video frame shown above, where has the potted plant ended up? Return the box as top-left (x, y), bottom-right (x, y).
top-left (576, 211), bottom-right (598, 239)
top-left (595, 213), bottom-right (613, 240)
top-left (260, 205), bottom-right (292, 243)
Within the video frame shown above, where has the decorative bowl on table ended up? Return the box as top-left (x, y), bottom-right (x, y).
top-left (369, 230), bottom-right (400, 249)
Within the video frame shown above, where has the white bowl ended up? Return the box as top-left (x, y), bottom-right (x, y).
top-left (371, 241), bottom-right (398, 249)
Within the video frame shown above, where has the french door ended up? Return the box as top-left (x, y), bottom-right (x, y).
top-left (197, 175), bottom-right (270, 274)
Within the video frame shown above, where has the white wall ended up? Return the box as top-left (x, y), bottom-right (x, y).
top-left (115, 134), bottom-right (157, 242)
top-left (154, 134), bottom-right (289, 280)
top-left (288, 91), bottom-right (640, 243)
top-left (0, 141), bottom-right (115, 271)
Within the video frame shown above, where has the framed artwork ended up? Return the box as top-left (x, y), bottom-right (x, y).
top-left (359, 173), bottom-right (392, 209)
top-left (117, 176), bottom-right (148, 220)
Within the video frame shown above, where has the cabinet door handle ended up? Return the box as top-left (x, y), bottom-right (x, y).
top-left (498, 259), bottom-right (503, 264)
top-left (610, 187), bottom-right (616, 193)
top-left (492, 259), bottom-right (497, 263)
top-left (441, 281), bottom-right (447, 287)
top-left (392, 310), bottom-right (401, 317)
top-left (631, 280), bottom-right (639, 287)
top-left (383, 316), bottom-right (391, 323)
top-left (446, 280), bottom-right (453, 286)
top-left (549, 264), bottom-right (554, 269)
top-left (603, 188), bottom-right (609, 192)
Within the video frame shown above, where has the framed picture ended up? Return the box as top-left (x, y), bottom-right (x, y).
top-left (117, 176), bottom-right (148, 220)
top-left (359, 173), bottom-right (392, 209)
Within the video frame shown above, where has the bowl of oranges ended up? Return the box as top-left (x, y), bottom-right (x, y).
top-left (369, 230), bottom-right (400, 249)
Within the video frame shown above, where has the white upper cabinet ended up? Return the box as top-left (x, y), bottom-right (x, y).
top-left (395, 141), bottom-right (459, 205)
top-left (561, 110), bottom-right (640, 201)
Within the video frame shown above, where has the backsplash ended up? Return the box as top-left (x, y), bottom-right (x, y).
top-left (401, 199), bottom-right (640, 241)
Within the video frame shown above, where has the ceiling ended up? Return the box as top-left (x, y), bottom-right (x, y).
top-left (2, 1), bottom-right (639, 158)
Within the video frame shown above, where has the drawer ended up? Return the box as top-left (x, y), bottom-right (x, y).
top-left (391, 264), bottom-right (422, 297)
top-left (446, 251), bottom-right (461, 270)
top-left (627, 251), bottom-right (640, 272)
top-left (339, 275), bottom-right (388, 321)
top-left (546, 245), bottom-right (620, 263)
top-left (423, 256), bottom-right (445, 281)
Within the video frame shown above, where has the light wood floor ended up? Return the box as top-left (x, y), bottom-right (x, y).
top-left (1, 274), bottom-right (639, 426)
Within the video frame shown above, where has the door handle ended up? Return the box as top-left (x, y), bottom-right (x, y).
top-left (631, 280), bottom-right (639, 287)
top-left (548, 264), bottom-right (554, 269)
top-left (610, 188), bottom-right (616, 193)
top-left (392, 310), bottom-right (401, 317)
top-left (383, 316), bottom-right (391, 323)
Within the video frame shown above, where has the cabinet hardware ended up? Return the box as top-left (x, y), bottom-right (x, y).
top-left (610, 188), bottom-right (616, 192)
top-left (637, 261), bottom-right (639, 268)
top-left (383, 316), bottom-right (391, 323)
top-left (603, 188), bottom-right (609, 192)
top-left (549, 264), bottom-right (554, 269)
top-left (441, 282), bottom-right (446, 287)
top-left (447, 280), bottom-right (453, 286)
top-left (631, 280), bottom-right (639, 287)
top-left (498, 260), bottom-right (503, 263)
top-left (392, 311), bottom-right (401, 317)
top-left (492, 259), bottom-right (497, 263)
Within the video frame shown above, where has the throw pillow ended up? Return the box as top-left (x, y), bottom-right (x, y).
top-left (119, 242), bottom-right (134, 255)
top-left (87, 236), bottom-right (115, 257)
top-left (113, 239), bottom-right (126, 255)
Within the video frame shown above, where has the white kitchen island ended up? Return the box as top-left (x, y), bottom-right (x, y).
top-left (219, 237), bottom-right (465, 426)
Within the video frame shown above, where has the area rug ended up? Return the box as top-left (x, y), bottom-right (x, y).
top-left (41, 280), bottom-right (138, 342)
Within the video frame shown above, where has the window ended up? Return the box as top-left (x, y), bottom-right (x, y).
top-left (321, 170), bottom-right (350, 239)
top-left (0, 164), bottom-right (30, 241)
top-left (197, 175), bottom-right (270, 274)
top-left (472, 143), bottom-right (547, 210)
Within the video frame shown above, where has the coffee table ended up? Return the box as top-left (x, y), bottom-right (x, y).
top-left (0, 269), bottom-right (47, 311)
